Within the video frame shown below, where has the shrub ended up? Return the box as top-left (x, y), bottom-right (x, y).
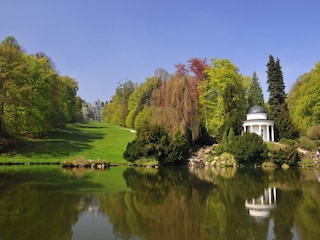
top-left (269, 145), bottom-right (301, 166)
top-left (298, 136), bottom-right (317, 150)
top-left (123, 139), bottom-right (145, 162)
top-left (123, 125), bottom-right (190, 165)
top-left (166, 133), bottom-right (190, 164)
top-left (216, 128), bottom-right (235, 155)
top-left (229, 133), bottom-right (268, 164)
top-left (308, 124), bottom-right (320, 140)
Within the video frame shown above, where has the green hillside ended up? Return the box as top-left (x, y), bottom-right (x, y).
top-left (0, 122), bottom-right (136, 164)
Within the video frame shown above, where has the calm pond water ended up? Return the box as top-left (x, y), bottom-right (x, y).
top-left (0, 165), bottom-right (319, 240)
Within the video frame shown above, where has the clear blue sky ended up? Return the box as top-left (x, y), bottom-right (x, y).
top-left (1, 0), bottom-right (319, 103)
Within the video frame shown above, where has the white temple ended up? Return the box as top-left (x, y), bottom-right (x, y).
top-left (243, 106), bottom-right (274, 142)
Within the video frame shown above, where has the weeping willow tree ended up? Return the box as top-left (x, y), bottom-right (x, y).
top-left (150, 74), bottom-right (200, 141)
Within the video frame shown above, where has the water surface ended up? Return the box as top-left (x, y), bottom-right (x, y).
top-left (0, 165), bottom-right (319, 240)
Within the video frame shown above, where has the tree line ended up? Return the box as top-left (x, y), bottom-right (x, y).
top-left (103, 55), bottom-right (312, 141)
top-left (0, 36), bottom-right (83, 138)
top-left (104, 55), bottom-right (320, 164)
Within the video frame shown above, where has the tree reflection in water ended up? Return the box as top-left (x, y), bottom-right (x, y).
top-left (99, 167), bottom-right (319, 240)
top-left (0, 166), bottom-right (319, 240)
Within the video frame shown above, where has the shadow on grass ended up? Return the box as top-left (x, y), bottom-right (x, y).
top-left (6, 123), bottom-right (107, 158)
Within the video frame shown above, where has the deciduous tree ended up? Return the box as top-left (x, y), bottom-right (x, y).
top-left (126, 77), bottom-right (161, 128)
top-left (287, 62), bottom-right (320, 135)
top-left (199, 59), bottom-right (249, 136)
top-left (151, 74), bottom-right (200, 141)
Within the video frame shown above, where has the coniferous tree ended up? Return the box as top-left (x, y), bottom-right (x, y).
top-left (267, 55), bottom-right (288, 118)
top-left (229, 133), bottom-right (268, 164)
top-left (247, 71), bottom-right (265, 108)
top-left (266, 55), bottom-right (297, 140)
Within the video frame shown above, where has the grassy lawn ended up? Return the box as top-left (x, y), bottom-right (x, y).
top-left (0, 122), bottom-right (136, 164)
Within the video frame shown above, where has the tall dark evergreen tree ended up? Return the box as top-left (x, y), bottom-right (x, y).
top-left (247, 71), bottom-right (265, 108)
top-left (267, 55), bottom-right (287, 119)
top-left (266, 55), bottom-right (298, 140)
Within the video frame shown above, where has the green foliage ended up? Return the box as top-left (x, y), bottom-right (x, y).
top-left (103, 80), bottom-right (136, 126)
top-left (123, 139), bottom-right (145, 162)
top-left (199, 59), bottom-right (249, 136)
top-left (275, 107), bottom-right (299, 140)
top-left (125, 77), bottom-right (161, 128)
top-left (221, 83), bottom-right (246, 135)
top-left (134, 106), bottom-right (153, 130)
top-left (216, 127), bottom-right (235, 155)
top-left (308, 124), bottom-right (320, 140)
top-left (194, 125), bottom-right (216, 145)
top-left (0, 36), bottom-right (82, 137)
top-left (229, 132), bottom-right (268, 164)
top-left (123, 125), bottom-right (190, 165)
top-left (269, 145), bottom-right (301, 166)
top-left (279, 138), bottom-right (296, 146)
top-left (247, 71), bottom-right (265, 108)
top-left (287, 62), bottom-right (320, 134)
top-left (166, 132), bottom-right (190, 164)
top-left (267, 55), bottom-right (297, 140)
top-left (216, 129), bottom-right (229, 155)
top-left (298, 136), bottom-right (317, 150)
top-left (267, 55), bottom-right (287, 118)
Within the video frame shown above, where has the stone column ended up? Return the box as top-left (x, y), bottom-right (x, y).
top-left (259, 125), bottom-right (261, 138)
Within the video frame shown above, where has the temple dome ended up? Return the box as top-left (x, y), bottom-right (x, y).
top-left (248, 106), bottom-right (266, 114)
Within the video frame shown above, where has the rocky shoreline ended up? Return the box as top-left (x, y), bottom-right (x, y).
top-left (188, 144), bottom-right (320, 168)
top-left (188, 145), bottom-right (236, 168)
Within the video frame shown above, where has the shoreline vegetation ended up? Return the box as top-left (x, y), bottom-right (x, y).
top-left (1, 121), bottom-right (319, 169)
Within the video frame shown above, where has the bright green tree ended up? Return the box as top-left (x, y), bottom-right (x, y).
top-left (103, 80), bottom-right (136, 126)
top-left (134, 105), bottom-right (154, 130)
top-left (198, 59), bottom-right (249, 136)
top-left (0, 36), bottom-right (27, 136)
top-left (287, 62), bottom-right (320, 135)
top-left (125, 77), bottom-right (161, 128)
top-left (0, 36), bottom-right (82, 137)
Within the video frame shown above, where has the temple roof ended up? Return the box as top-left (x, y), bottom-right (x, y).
top-left (248, 106), bottom-right (266, 114)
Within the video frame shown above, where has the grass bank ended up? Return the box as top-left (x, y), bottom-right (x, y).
top-left (0, 122), bottom-right (136, 164)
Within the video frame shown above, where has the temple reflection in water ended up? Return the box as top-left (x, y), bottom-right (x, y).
top-left (245, 187), bottom-right (277, 218)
